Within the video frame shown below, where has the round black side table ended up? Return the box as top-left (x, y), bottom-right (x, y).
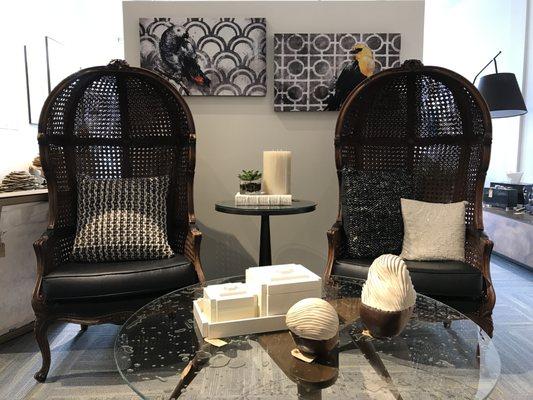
top-left (215, 200), bottom-right (317, 266)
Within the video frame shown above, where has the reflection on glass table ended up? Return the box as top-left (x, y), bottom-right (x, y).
top-left (115, 276), bottom-right (500, 400)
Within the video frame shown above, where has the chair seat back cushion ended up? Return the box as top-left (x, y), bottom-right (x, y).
top-left (341, 168), bottom-right (413, 258)
top-left (400, 198), bottom-right (466, 261)
top-left (71, 175), bottom-right (175, 262)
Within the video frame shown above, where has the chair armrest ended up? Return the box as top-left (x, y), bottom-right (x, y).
top-left (465, 228), bottom-right (493, 278)
top-left (465, 228), bottom-right (495, 305)
top-left (33, 230), bottom-right (55, 278)
top-left (32, 230), bottom-right (56, 307)
top-left (324, 220), bottom-right (343, 281)
top-left (184, 224), bottom-right (206, 284)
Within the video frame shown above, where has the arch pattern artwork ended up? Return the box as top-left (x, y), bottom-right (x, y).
top-left (140, 17), bottom-right (267, 96)
top-left (274, 33), bottom-right (401, 111)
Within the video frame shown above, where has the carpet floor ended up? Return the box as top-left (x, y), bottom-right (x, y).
top-left (0, 255), bottom-right (532, 399)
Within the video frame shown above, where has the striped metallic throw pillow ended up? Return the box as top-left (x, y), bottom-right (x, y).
top-left (71, 176), bottom-right (175, 262)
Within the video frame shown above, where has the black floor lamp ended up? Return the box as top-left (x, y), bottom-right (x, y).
top-left (473, 51), bottom-right (527, 118)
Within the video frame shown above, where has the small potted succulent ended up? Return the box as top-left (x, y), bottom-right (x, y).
top-left (238, 169), bottom-right (262, 194)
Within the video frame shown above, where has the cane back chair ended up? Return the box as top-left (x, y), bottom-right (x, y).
top-left (324, 60), bottom-right (495, 336)
top-left (32, 60), bottom-right (205, 382)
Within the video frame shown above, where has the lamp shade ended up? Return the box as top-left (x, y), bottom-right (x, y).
top-left (477, 73), bottom-right (527, 118)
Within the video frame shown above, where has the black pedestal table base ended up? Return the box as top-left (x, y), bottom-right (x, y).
top-left (215, 200), bottom-right (317, 266)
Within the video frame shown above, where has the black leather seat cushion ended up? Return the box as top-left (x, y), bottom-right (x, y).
top-left (43, 255), bottom-right (198, 301)
top-left (333, 258), bottom-right (483, 298)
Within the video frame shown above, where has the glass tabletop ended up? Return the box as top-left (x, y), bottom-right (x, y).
top-left (114, 276), bottom-right (500, 400)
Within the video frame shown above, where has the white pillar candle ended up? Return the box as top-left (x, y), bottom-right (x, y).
top-left (263, 151), bottom-right (291, 195)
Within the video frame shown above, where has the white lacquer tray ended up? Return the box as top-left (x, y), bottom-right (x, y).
top-left (193, 299), bottom-right (287, 338)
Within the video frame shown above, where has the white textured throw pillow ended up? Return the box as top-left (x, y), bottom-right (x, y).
top-left (400, 199), bottom-right (466, 261)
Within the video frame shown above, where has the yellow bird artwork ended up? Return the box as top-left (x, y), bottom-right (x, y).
top-left (325, 43), bottom-right (376, 110)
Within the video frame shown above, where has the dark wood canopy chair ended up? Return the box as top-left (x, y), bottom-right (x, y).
top-left (324, 60), bottom-right (495, 336)
top-left (32, 60), bottom-right (205, 382)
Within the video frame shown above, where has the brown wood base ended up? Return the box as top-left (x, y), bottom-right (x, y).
top-left (359, 304), bottom-right (414, 339)
top-left (290, 331), bottom-right (339, 358)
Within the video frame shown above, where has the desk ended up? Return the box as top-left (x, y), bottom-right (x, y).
top-left (0, 188), bottom-right (48, 207)
top-left (483, 206), bottom-right (533, 269)
top-left (0, 188), bottom-right (48, 342)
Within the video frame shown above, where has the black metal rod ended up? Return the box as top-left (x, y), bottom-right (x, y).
top-left (24, 45), bottom-right (33, 125)
top-left (45, 36), bottom-right (51, 94)
top-left (473, 50), bottom-right (502, 84)
top-left (259, 215), bottom-right (272, 266)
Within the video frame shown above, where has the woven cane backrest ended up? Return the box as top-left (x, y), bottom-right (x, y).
top-left (335, 60), bottom-right (492, 264)
top-left (38, 60), bottom-right (195, 265)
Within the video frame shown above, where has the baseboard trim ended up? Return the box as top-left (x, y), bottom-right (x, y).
top-left (0, 321), bottom-right (34, 345)
top-left (493, 252), bottom-right (533, 272)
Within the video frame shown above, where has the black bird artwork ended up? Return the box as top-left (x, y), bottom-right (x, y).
top-left (325, 43), bottom-right (375, 111)
top-left (157, 25), bottom-right (211, 95)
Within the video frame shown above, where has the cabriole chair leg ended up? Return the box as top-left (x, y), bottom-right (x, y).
top-left (34, 317), bottom-right (51, 382)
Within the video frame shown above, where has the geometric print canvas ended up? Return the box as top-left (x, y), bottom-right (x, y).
top-left (274, 33), bottom-right (401, 111)
top-left (140, 17), bottom-right (267, 96)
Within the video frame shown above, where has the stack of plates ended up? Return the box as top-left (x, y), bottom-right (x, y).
top-left (32, 156), bottom-right (42, 168)
top-left (29, 155), bottom-right (45, 184)
top-left (0, 171), bottom-right (41, 192)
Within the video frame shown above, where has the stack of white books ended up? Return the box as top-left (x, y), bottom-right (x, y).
top-left (234, 192), bottom-right (292, 206)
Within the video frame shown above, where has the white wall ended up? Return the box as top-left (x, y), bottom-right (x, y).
top-left (520, 1), bottom-right (533, 183)
top-left (0, 0), bottom-right (123, 178)
top-left (424, 0), bottom-right (528, 184)
top-left (123, 1), bottom-right (425, 278)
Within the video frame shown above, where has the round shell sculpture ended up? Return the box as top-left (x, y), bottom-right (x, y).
top-left (286, 298), bottom-right (339, 356)
top-left (360, 254), bottom-right (416, 338)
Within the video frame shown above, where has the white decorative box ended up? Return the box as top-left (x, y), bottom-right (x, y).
top-left (203, 283), bottom-right (257, 322)
top-left (246, 264), bottom-right (322, 316)
top-left (193, 264), bottom-right (322, 339)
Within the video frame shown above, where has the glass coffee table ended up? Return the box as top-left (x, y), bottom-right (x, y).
top-left (115, 276), bottom-right (500, 399)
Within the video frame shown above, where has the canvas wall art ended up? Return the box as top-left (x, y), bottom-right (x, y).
top-left (140, 17), bottom-right (267, 96)
top-left (274, 33), bottom-right (401, 111)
